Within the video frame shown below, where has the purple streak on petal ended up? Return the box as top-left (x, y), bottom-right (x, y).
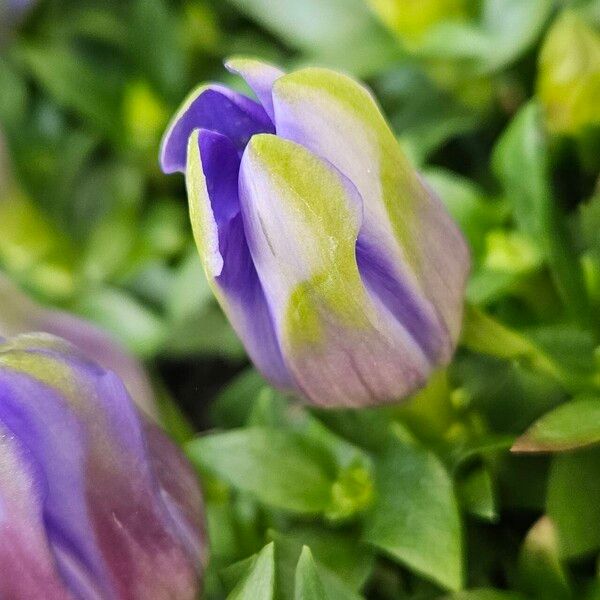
top-left (225, 58), bottom-right (285, 122)
top-left (160, 85), bottom-right (274, 174)
top-left (195, 130), bottom-right (294, 390)
top-left (355, 240), bottom-right (448, 363)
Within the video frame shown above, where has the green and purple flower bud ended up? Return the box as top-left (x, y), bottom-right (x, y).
top-left (161, 59), bottom-right (470, 407)
top-left (0, 333), bottom-right (205, 599)
top-left (0, 273), bottom-right (157, 419)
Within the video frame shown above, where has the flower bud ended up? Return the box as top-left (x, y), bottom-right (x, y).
top-left (161, 59), bottom-right (469, 407)
top-left (0, 272), bottom-right (157, 419)
top-left (0, 333), bottom-right (205, 599)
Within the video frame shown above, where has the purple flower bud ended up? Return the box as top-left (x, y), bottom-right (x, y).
top-left (160, 59), bottom-right (470, 407)
top-left (0, 273), bottom-right (157, 419)
top-left (0, 333), bottom-right (206, 599)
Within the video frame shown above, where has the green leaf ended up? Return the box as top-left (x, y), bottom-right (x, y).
top-left (518, 516), bottom-right (571, 600)
top-left (225, 0), bottom-right (400, 76)
top-left (460, 305), bottom-right (600, 396)
top-left (513, 397), bottom-right (600, 452)
top-left (417, 0), bottom-right (553, 73)
top-left (210, 369), bottom-right (269, 429)
top-left (444, 590), bottom-right (527, 600)
top-left (268, 527), bottom-right (374, 593)
top-left (186, 427), bottom-right (336, 514)
top-left (268, 530), bottom-right (365, 600)
top-left (227, 543), bottom-right (275, 600)
top-left (537, 10), bottom-right (600, 135)
top-left (166, 248), bottom-right (212, 323)
top-left (363, 437), bottom-right (463, 591)
top-left (492, 101), bottom-right (590, 324)
top-left (375, 67), bottom-right (480, 163)
top-left (457, 466), bottom-right (497, 522)
top-left (17, 44), bottom-right (122, 140)
top-left (75, 288), bottom-right (166, 357)
top-left (547, 446), bottom-right (600, 558)
top-left (294, 547), bottom-right (330, 600)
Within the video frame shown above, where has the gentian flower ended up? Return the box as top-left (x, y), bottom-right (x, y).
top-left (0, 333), bottom-right (205, 599)
top-left (0, 272), bottom-right (157, 419)
top-left (161, 59), bottom-right (469, 407)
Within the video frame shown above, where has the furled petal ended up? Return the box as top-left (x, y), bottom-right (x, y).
top-left (272, 68), bottom-right (469, 357)
top-left (239, 134), bottom-right (432, 407)
top-left (0, 424), bottom-right (72, 599)
top-left (0, 272), bottom-right (157, 420)
top-left (186, 129), bottom-right (293, 389)
top-left (225, 57), bottom-right (285, 122)
top-left (0, 334), bottom-right (204, 599)
top-left (160, 84), bottom-right (274, 174)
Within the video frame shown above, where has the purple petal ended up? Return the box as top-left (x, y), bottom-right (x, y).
top-left (272, 68), bottom-right (470, 354)
top-left (160, 84), bottom-right (274, 174)
top-left (225, 57), bottom-right (285, 122)
top-left (0, 273), bottom-right (157, 420)
top-left (0, 334), bottom-right (204, 599)
top-left (238, 135), bottom-right (433, 407)
top-left (0, 424), bottom-right (72, 599)
top-left (187, 129), bottom-right (294, 389)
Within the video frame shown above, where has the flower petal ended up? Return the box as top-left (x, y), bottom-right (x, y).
top-left (239, 134), bottom-right (432, 407)
top-left (0, 423), bottom-right (72, 599)
top-left (0, 334), bottom-right (203, 599)
top-left (186, 130), bottom-right (293, 389)
top-left (160, 84), bottom-right (274, 174)
top-left (225, 57), bottom-right (285, 122)
top-left (0, 272), bottom-right (157, 419)
top-left (272, 68), bottom-right (469, 355)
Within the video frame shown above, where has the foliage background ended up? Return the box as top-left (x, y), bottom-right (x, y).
top-left (1, 0), bottom-right (599, 598)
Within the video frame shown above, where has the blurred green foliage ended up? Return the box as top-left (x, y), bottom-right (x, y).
top-left (1, 0), bottom-right (600, 599)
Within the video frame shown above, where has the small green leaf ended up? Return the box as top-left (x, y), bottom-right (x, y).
top-left (210, 369), bottom-right (269, 429)
top-left (457, 466), bottom-right (497, 522)
top-left (460, 305), bottom-right (592, 393)
top-left (513, 397), bottom-right (600, 452)
top-left (363, 438), bottom-right (463, 590)
top-left (537, 10), bottom-right (600, 135)
top-left (547, 446), bottom-right (600, 558)
top-left (518, 516), bottom-right (571, 600)
top-left (267, 529), bottom-right (365, 600)
top-left (294, 547), bottom-right (330, 600)
top-left (186, 427), bottom-right (335, 514)
top-left (416, 0), bottom-right (553, 73)
top-left (227, 543), bottom-right (275, 600)
top-left (268, 527), bottom-right (373, 592)
top-left (75, 288), bottom-right (166, 357)
top-left (492, 101), bottom-right (590, 324)
top-left (17, 44), bottom-right (122, 140)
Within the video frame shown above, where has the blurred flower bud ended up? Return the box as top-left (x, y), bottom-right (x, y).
top-left (160, 59), bottom-right (469, 407)
top-left (0, 272), bottom-right (157, 419)
top-left (0, 333), bottom-right (205, 599)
